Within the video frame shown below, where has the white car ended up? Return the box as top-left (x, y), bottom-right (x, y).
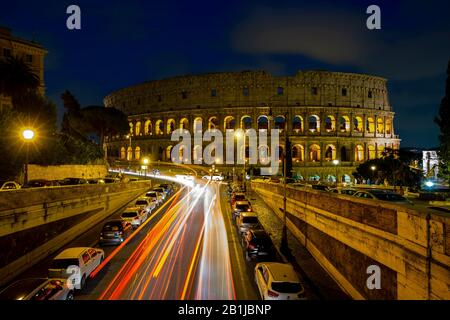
top-left (152, 187), bottom-right (167, 200)
top-left (202, 174), bottom-right (224, 181)
top-left (48, 247), bottom-right (104, 290)
top-left (0, 181), bottom-right (21, 191)
top-left (0, 278), bottom-right (74, 300)
top-left (134, 197), bottom-right (155, 213)
top-left (254, 262), bottom-right (305, 300)
top-left (121, 207), bottom-right (148, 228)
top-left (145, 190), bottom-right (162, 205)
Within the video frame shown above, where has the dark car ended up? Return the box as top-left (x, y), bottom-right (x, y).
top-left (354, 189), bottom-right (412, 204)
top-left (99, 219), bottom-right (133, 246)
top-left (241, 229), bottom-right (276, 262)
top-left (103, 177), bottom-right (120, 183)
top-left (87, 178), bottom-right (105, 184)
top-left (311, 184), bottom-right (330, 192)
top-left (60, 177), bottom-right (88, 186)
top-left (0, 278), bottom-right (74, 300)
top-left (22, 179), bottom-right (60, 188)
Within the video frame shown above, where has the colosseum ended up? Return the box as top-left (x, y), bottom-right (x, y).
top-left (103, 70), bottom-right (400, 183)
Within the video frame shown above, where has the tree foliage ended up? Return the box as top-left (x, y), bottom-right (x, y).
top-left (434, 59), bottom-right (450, 183)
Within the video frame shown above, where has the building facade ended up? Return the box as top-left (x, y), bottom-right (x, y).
top-left (0, 26), bottom-right (47, 110)
top-left (104, 70), bottom-right (400, 182)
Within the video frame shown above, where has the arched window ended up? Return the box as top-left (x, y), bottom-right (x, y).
top-left (355, 145), bottom-right (364, 162)
top-left (134, 146), bottom-right (141, 160)
top-left (308, 115), bottom-right (320, 132)
top-left (368, 145), bottom-right (376, 160)
top-left (167, 119), bottom-right (176, 134)
top-left (274, 115), bottom-right (286, 131)
top-left (193, 117), bottom-right (203, 133)
top-left (292, 116), bottom-right (303, 133)
top-left (208, 117), bottom-right (219, 130)
top-left (135, 121), bottom-right (141, 136)
top-left (127, 147), bottom-right (133, 160)
top-left (385, 119), bottom-right (392, 135)
top-left (155, 120), bottom-right (164, 135)
top-left (341, 146), bottom-right (349, 162)
top-left (353, 116), bottom-right (363, 132)
top-left (166, 146), bottom-right (173, 161)
top-left (377, 118), bottom-right (384, 134)
top-left (377, 145), bottom-right (385, 158)
top-left (366, 117), bottom-right (375, 133)
top-left (224, 116), bottom-right (235, 130)
top-left (309, 144), bottom-right (321, 162)
top-left (339, 116), bottom-right (350, 132)
top-left (292, 144), bottom-right (304, 162)
top-left (324, 144), bottom-right (336, 161)
top-left (241, 116), bottom-right (252, 130)
top-left (324, 115), bottom-right (335, 132)
top-left (129, 122), bottom-right (134, 135)
top-left (120, 147), bottom-right (126, 159)
top-left (259, 145), bottom-right (270, 165)
top-left (257, 115), bottom-right (269, 130)
top-left (144, 120), bottom-right (152, 135)
top-left (180, 118), bottom-right (189, 130)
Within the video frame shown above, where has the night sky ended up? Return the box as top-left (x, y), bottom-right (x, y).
top-left (1, 0), bottom-right (449, 148)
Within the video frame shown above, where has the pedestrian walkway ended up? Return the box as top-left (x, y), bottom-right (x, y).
top-left (247, 186), bottom-right (350, 300)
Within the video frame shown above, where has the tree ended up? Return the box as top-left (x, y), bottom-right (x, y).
top-left (435, 59), bottom-right (450, 184)
top-left (0, 56), bottom-right (39, 102)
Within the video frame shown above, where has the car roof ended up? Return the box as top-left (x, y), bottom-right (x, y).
top-left (54, 247), bottom-right (90, 259)
top-left (263, 263), bottom-right (299, 282)
top-left (235, 200), bottom-right (250, 205)
top-left (241, 212), bottom-right (257, 218)
top-left (251, 229), bottom-right (269, 238)
top-left (104, 219), bottom-right (124, 225)
top-left (124, 206), bottom-right (141, 211)
top-left (0, 278), bottom-right (49, 299)
top-left (235, 192), bottom-right (245, 196)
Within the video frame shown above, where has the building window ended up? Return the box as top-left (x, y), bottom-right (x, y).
top-left (277, 87), bottom-right (284, 95)
top-left (181, 91), bottom-right (187, 99)
top-left (368, 91), bottom-right (373, 98)
top-left (311, 87), bottom-right (318, 95)
top-left (341, 88), bottom-right (347, 96)
top-left (25, 54), bottom-right (33, 63)
top-left (3, 48), bottom-right (11, 57)
top-left (243, 87), bottom-right (249, 97)
top-left (211, 89), bottom-right (217, 97)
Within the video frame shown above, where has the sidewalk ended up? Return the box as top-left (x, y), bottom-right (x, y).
top-left (246, 186), bottom-right (350, 300)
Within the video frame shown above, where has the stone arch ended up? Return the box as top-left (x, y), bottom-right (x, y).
top-left (324, 115), bottom-right (336, 132)
top-left (324, 144), bottom-right (336, 161)
top-left (368, 145), bottom-right (376, 160)
top-left (354, 116), bottom-right (363, 132)
top-left (339, 116), bottom-right (350, 132)
top-left (224, 116), bottom-right (236, 130)
top-left (309, 144), bottom-right (321, 162)
top-left (120, 147), bottom-right (126, 159)
top-left (292, 115), bottom-right (303, 133)
top-left (385, 119), bottom-right (392, 135)
top-left (257, 115), bottom-right (269, 130)
top-left (135, 146), bottom-right (141, 160)
top-left (274, 115), bottom-right (286, 131)
top-left (180, 118), bottom-right (189, 130)
top-left (155, 120), bottom-right (164, 135)
top-left (166, 145), bottom-right (173, 161)
top-left (208, 116), bottom-right (219, 130)
top-left (167, 119), bottom-right (176, 134)
top-left (135, 121), bottom-right (141, 136)
top-left (292, 144), bottom-right (304, 162)
top-left (144, 120), bottom-right (152, 135)
top-left (366, 117), bottom-right (375, 133)
top-left (377, 118), bottom-right (384, 134)
top-left (240, 115), bottom-right (252, 130)
top-left (308, 115), bottom-right (320, 132)
top-left (355, 144), bottom-right (364, 162)
top-left (340, 146), bottom-right (349, 161)
top-left (127, 146), bottom-right (133, 160)
top-left (193, 117), bottom-right (203, 133)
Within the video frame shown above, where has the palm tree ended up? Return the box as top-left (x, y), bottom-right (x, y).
top-left (0, 55), bottom-right (40, 101)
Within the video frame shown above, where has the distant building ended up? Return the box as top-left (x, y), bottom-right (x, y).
top-left (0, 26), bottom-right (47, 110)
top-left (403, 147), bottom-right (439, 179)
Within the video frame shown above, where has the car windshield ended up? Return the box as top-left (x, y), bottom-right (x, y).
top-left (242, 217), bottom-right (258, 224)
top-left (374, 193), bottom-right (407, 201)
top-left (103, 222), bottom-right (122, 231)
top-left (135, 200), bottom-right (148, 205)
top-left (271, 281), bottom-right (303, 293)
top-left (50, 258), bottom-right (79, 269)
top-left (146, 192), bottom-right (156, 197)
top-left (236, 204), bottom-right (250, 211)
top-left (122, 211), bottom-right (138, 218)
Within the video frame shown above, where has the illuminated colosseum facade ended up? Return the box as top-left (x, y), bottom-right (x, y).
top-left (104, 70), bottom-right (400, 182)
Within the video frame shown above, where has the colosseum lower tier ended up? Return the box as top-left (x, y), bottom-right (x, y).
top-left (103, 70), bottom-right (400, 182)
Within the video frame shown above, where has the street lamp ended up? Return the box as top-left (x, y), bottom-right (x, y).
top-left (142, 157), bottom-right (149, 177)
top-left (370, 165), bottom-right (377, 185)
top-left (22, 129), bottom-right (35, 185)
top-left (332, 159), bottom-right (339, 186)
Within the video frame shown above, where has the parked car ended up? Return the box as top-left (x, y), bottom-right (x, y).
top-left (121, 207), bottom-right (148, 228)
top-left (134, 197), bottom-right (155, 213)
top-left (22, 179), bottom-right (60, 188)
top-left (103, 177), bottom-right (120, 183)
top-left (328, 187), bottom-right (358, 196)
top-left (311, 184), bottom-right (330, 192)
top-left (242, 229), bottom-right (276, 262)
top-left (158, 183), bottom-right (174, 194)
top-left (60, 177), bottom-right (88, 186)
top-left (152, 187), bottom-right (167, 200)
top-left (236, 211), bottom-right (261, 234)
top-left (0, 181), bottom-right (21, 191)
top-left (254, 262), bottom-right (305, 300)
top-left (232, 200), bottom-right (252, 219)
top-left (145, 190), bottom-right (163, 205)
top-left (48, 247), bottom-right (104, 290)
top-left (87, 178), bottom-right (105, 184)
top-left (290, 182), bottom-right (313, 189)
top-left (231, 192), bottom-right (246, 205)
top-left (353, 189), bottom-right (412, 204)
top-left (99, 219), bottom-right (133, 246)
top-left (0, 278), bottom-right (74, 300)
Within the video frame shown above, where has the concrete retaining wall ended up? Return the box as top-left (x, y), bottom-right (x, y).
top-left (252, 182), bottom-right (450, 300)
top-left (0, 181), bottom-right (151, 286)
top-left (28, 164), bottom-right (108, 181)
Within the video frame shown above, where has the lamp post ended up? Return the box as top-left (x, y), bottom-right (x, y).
top-left (281, 111), bottom-right (289, 254)
top-left (370, 165), bottom-right (377, 185)
top-left (142, 157), bottom-right (149, 178)
top-left (22, 129), bottom-right (35, 185)
top-left (332, 159), bottom-right (339, 186)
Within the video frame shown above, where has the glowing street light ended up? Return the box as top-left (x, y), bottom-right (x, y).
top-left (425, 181), bottom-right (434, 188)
top-left (141, 157), bottom-right (150, 177)
top-left (22, 128), bottom-right (35, 185)
top-left (370, 165), bottom-right (377, 185)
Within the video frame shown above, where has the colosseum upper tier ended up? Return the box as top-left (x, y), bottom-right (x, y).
top-left (104, 70), bottom-right (400, 182)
